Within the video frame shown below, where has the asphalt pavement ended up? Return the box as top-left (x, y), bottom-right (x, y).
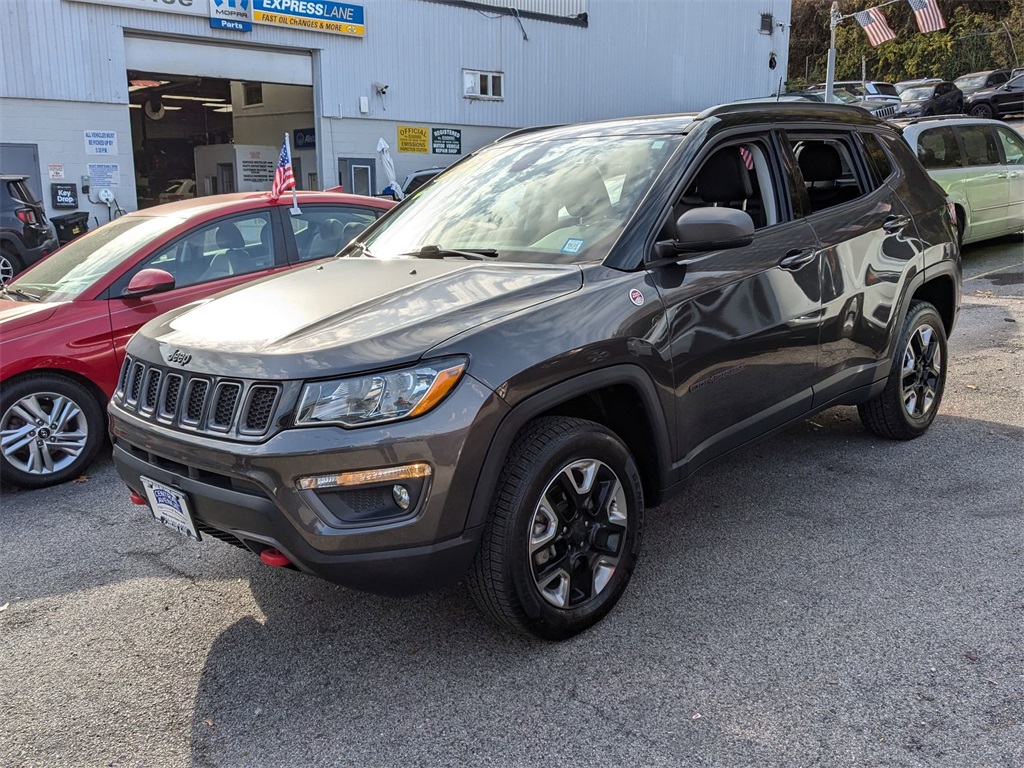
top-left (1, 235), bottom-right (1022, 767)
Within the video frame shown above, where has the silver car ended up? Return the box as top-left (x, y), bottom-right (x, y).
top-left (899, 116), bottom-right (1024, 245)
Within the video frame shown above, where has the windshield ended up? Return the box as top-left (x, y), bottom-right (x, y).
top-left (901, 87), bottom-right (936, 101)
top-left (9, 216), bottom-right (182, 302)
top-left (357, 134), bottom-right (682, 264)
top-left (955, 75), bottom-right (986, 89)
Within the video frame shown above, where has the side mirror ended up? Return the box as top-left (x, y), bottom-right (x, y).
top-left (124, 268), bottom-right (175, 298)
top-left (651, 208), bottom-right (755, 265)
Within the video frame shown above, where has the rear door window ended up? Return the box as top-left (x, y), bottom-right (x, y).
top-left (958, 125), bottom-right (1001, 166)
top-left (915, 127), bottom-right (962, 169)
top-left (789, 133), bottom-right (873, 212)
top-left (287, 206), bottom-right (381, 262)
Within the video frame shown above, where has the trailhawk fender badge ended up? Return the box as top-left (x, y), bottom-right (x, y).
top-left (629, 288), bottom-right (644, 306)
top-left (167, 349), bottom-right (192, 366)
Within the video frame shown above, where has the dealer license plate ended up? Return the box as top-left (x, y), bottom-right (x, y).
top-left (140, 476), bottom-right (201, 541)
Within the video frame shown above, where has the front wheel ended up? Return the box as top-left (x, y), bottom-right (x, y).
top-left (0, 374), bottom-right (105, 488)
top-left (467, 416), bottom-right (644, 640)
top-left (858, 301), bottom-right (947, 440)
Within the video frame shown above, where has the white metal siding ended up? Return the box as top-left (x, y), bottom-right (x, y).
top-left (2, 0), bottom-right (792, 122)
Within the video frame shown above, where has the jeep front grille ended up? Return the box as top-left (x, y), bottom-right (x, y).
top-left (115, 355), bottom-right (281, 439)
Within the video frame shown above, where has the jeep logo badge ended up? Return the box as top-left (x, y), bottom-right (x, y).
top-left (167, 349), bottom-right (192, 366)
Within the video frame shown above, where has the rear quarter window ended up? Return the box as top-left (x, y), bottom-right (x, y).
top-left (861, 132), bottom-right (895, 184)
top-left (958, 125), bottom-right (1001, 166)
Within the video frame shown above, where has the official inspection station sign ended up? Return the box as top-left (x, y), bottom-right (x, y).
top-left (397, 125), bottom-right (430, 154)
top-left (252, 0), bottom-right (365, 36)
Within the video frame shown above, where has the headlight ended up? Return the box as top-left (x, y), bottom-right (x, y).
top-left (295, 357), bottom-right (467, 427)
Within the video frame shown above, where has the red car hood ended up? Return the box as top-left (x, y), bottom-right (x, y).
top-left (0, 299), bottom-right (60, 334)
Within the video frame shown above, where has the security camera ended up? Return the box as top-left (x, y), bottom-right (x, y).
top-left (374, 82), bottom-right (389, 96)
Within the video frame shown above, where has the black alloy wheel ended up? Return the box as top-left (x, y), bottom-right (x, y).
top-left (969, 103), bottom-right (994, 119)
top-left (858, 300), bottom-right (948, 440)
top-left (468, 416), bottom-right (644, 640)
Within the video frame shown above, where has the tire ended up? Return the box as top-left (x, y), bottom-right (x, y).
top-left (0, 374), bottom-right (105, 488)
top-left (467, 416), bottom-right (644, 640)
top-left (858, 301), bottom-right (947, 440)
top-left (969, 103), bottom-right (994, 119)
top-left (0, 246), bottom-right (23, 285)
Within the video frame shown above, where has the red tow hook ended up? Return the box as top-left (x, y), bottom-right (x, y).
top-left (129, 490), bottom-right (148, 506)
top-left (260, 547), bottom-right (291, 567)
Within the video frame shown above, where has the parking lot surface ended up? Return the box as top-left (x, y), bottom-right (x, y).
top-left (2, 236), bottom-right (1022, 767)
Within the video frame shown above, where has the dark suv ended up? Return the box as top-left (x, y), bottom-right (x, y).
top-left (0, 175), bottom-right (58, 284)
top-left (110, 104), bottom-right (961, 640)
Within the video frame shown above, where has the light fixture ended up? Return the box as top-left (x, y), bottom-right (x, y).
top-left (128, 103), bottom-right (141, 109)
top-left (163, 106), bottom-right (183, 111)
top-left (297, 463), bottom-right (432, 491)
top-left (213, 106), bottom-right (233, 113)
top-left (165, 95), bottom-right (225, 102)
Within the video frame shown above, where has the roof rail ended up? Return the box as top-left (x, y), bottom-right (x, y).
top-left (893, 114), bottom-right (979, 126)
top-left (694, 101), bottom-right (877, 122)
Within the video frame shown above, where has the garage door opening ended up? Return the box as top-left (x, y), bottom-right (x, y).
top-left (128, 71), bottom-right (317, 209)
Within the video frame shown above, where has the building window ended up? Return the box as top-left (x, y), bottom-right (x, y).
top-left (463, 69), bottom-right (504, 101)
top-left (242, 82), bottom-right (263, 106)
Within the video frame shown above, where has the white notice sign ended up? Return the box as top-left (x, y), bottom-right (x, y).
top-left (48, 164), bottom-right (66, 180)
top-left (85, 130), bottom-right (118, 155)
top-left (88, 163), bottom-right (120, 187)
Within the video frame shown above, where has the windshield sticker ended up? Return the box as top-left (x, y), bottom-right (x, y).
top-left (652, 140), bottom-right (666, 149)
top-left (561, 238), bottom-right (585, 254)
top-left (629, 288), bottom-right (644, 306)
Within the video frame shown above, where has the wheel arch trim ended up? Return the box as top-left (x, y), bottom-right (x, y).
top-left (464, 365), bottom-right (673, 531)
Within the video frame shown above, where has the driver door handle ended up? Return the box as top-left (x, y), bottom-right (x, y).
top-left (779, 248), bottom-right (817, 270)
top-left (882, 214), bottom-right (911, 233)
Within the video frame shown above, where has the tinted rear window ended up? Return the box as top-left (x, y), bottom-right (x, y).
top-left (959, 125), bottom-right (1001, 166)
top-left (874, 83), bottom-right (899, 97)
top-left (2, 179), bottom-right (40, 210)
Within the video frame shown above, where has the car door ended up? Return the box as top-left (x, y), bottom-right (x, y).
top-left (955, 124), bottom-right (1011, 238)
top-left (106, 209), bottom-right (289, 365)
top-left (992, 75), bottom-right (1024, 117)
top-left (648, 132), bottom-right (822, 469)
top-left (784, 129), bottom-right (923, 405)
top-left (993, 124), bottom-right (1024, 234)
top-left (282, 204), bottom-right (383, 264)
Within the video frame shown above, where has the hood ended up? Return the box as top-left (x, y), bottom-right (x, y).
top-left (0, 299), bottom-right (60, 334)
top-left (129, 257), bottom-right (583, 379)
top-left (965, 85), bottom-right (1000, 100)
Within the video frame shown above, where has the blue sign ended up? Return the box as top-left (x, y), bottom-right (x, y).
top-left (252, 0), bottom-right (366, 37)
top-left (293, 128), bottom-right (316, 149)
top-left (211, 0), bottom-right (253, 32)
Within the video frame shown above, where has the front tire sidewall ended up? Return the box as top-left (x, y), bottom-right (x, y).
top-left (0, 375), bottom-right (104, 488)
top-left (509, 428), bottom-right (644, 640)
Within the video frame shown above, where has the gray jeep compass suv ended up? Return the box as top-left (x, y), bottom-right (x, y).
top-left (110, 104), bottom-right (961, 640)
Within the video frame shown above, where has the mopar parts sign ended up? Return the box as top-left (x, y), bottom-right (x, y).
top-left (252, 0), bottom-right (365, 36)
top-left (211, 0), bottom-right (252, 31)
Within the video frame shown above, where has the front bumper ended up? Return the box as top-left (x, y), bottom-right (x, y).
top-left (110, 375), bottom-right (508, 596)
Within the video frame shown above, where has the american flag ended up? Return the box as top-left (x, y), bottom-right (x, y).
top-left (854, 8), bottom-right (897, 47)
top-left (270, 134), bottom-right (295, 201)
top-left (739, 146), bottom-right (754, 171)
top-left (907, 0), bottom-right (945, 34)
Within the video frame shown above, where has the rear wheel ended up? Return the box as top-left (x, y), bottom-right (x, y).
top-left (969, 103), bottom-right (994, 119)
top-left (0, 374), bottom-right (105, 488)
top-left (467, 416), bottom-right (644, 640)
top-left (0, 246), bottom-right (23, 285)
top-left (858, 301), bottom-right (947, 440)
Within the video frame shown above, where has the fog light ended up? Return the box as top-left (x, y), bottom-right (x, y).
top-left (392, 484), bottom-right (411, 510)
top-left (297, 462), bottom-right (432, 490)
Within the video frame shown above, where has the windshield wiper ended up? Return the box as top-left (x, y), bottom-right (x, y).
top-left (340, 241), bottom-right (374, 259)
top-left (402, 244), bottom-right (499, 261)
top-left (0, 285), bottom-right (41, 302)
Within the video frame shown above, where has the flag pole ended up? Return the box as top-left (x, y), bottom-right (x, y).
top-left (286, 132), bottom-right (301, 216)
top-left (825, 1), bottom-right (839, 103)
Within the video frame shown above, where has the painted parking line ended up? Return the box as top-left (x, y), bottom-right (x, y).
top-left (964, 263), bottom-right (1024, 282)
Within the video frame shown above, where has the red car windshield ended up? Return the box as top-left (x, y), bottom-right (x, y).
top-left (9, 216), bottom-right (182, 302)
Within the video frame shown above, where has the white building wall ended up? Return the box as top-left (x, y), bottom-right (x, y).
top-left (1, 0), bottom-right (793, 218)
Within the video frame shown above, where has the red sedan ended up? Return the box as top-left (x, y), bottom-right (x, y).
top-left (0, 191), bottom-right (394, 488)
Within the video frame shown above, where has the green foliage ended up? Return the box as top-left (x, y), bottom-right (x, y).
top-left (789, 0), bottom-right (1023, 85)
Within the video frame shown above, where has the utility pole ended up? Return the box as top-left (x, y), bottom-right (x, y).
top-left (825, 1), bottom-right (840, 103)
